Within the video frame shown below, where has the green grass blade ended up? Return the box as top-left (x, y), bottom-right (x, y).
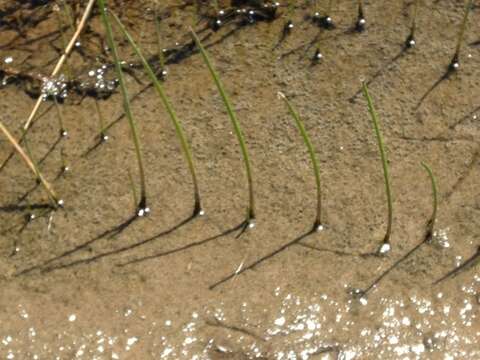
top-left (362, 82), bottom-right (393, 249)
top-left (127, 169), bottom-right (138, 209)
top-left (153, 5), bottom-right (166, 70)
top-left (53, 96), bottom-right (66, 137)
top-left (190, 29), bottom-right (255, 224)
top-left (453, 0), bottom-right (474, 60)
top-left (421, 162), bottom-right (437, 239)
top-left (94, 98), bottom-right (108, 140)
top-left (278, 92), bottom-right (322, 231)
top-left (111, 11), bottom-right (203, 215)
top-left (412, 0), bottom-right (419, 33)
top-left (97, 0), bottom-right (148, 213)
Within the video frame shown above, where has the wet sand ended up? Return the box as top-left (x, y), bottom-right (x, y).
top-left (0, 0), bottom-right (479, 358)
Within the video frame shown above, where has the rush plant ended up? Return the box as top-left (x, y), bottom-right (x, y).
top-left (191, 29), bottom-right (255, 230)
top-left (355, 0), bottom-right (366, 32)
top-left (283, 0), bottom-right (295, 35)
top-left (355, 162), bottom-right (439, 295)
top-left (318, 0), bottom-right (335, 29)
top-left (111, 12), bottom-right (204, 216)
top-left (278, 92), bottom-right (323, 232)
top-left (449, 0), bottom-right (474, 71)
top-left (97, 0), bottom-right (149, 216)
top-left (94, 98), bottom-right (109, 142)
top-left (362, 82), bottom-right (393, 254)
top-left (127, 169), bottom-right (138, 210)
top-left (153, 2), bottom-right (167, 77)
top-left (405, 0), bottom-right (419, 48)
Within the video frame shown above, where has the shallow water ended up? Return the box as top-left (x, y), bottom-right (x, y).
top-left (0, 0), bottom-right (479, 359)
top-left (2, 279), bottom-right (480, 359)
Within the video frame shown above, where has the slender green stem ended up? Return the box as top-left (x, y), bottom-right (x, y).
top-left (191, 29), bottom-right (255, 224)
top-left (421, 162), bottom-right (437, 239)
top-left (410, 0), bottom-right (419, 38)
top-left (94, 98), bottom-right (107, 139)
top-left (53, 96), bottom-right (66, 136)
top-left (362, 82), bottom-right (393, 247)
top-left (453, 0), bottom-right (474, 59)
top-left (127, 169), bottom-right (138, 209)
top-left (358, 0), bottom-right (364, 15)
top-left (97, 0), bottom-right (148, 212)
top-left (153, 5), bottom-right (166, 70)
top-left (279, 92), bottom-right (322, 231)
top-left (111, 12), bottom-right (203, 215)
top-left (355, 0), bottom-right (366, 32)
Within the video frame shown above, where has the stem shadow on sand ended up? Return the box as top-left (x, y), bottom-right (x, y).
top-left (117, 220), bottom-right (246, 268)
top-left (414, 69), bottom-right (453, 110)
top-left (16, 181), bottom-right (41, 204)
top-left (352, 162), bottom-right (438, 297)
top-left (433, 246), bottom-right (480, 285)
top-left (209, 228), bottom-right (317, 290)
top-left (296, 242), bottom-right (377, 258)
top-left (0, 202), bottom-right (53, 213)
top-left (352, 235), bottom-right (431, 297)
top-left (35, 213), bottom-right (197, 274)
top-left (37, 135), bottom-right (63, 166)
top-left (15, 213), bottom-right (139, 277)
top-left (205, 318), bottom-right (267, 343)
top-left (349, 46), bottom-right (412, 103)
top-left (448, 104), bottom-right (480, 130)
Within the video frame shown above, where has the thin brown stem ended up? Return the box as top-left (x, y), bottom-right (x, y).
top-left (0, 120), bottom-right (60, 207)
top-left (24, 0), bottom-right (96, 130)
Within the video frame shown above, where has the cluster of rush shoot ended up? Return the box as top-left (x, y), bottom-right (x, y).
top-left (111, 11), bottom-right (204, 217)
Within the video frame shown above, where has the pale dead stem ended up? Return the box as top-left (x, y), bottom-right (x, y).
top-left (0, 120), bottom-right (59, 206)
top-left (23, 0), bottom-right (96, 131)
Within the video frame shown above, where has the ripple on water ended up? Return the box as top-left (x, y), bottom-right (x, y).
top-left (2, 278), bottom-right (480, 359)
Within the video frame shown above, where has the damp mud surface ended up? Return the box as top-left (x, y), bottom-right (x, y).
top-left (0, 0), bottom-right (479, 358)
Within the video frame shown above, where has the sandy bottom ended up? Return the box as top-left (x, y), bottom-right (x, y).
top-left (0, 0), bottom-right (479, 358)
